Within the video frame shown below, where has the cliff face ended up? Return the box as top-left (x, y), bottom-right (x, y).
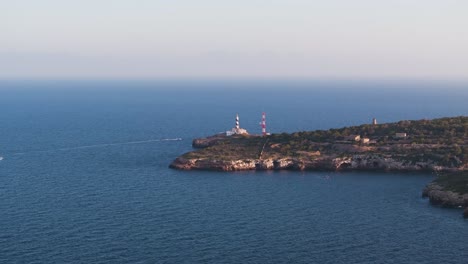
top-left (169, 154), bottom-right (458, 172)
top-left (169, 157), bottom-right (257, 171)
top-left (332, 155), bottom-right (450, 171)
top-left (170, 157), bottom-right (318, 171)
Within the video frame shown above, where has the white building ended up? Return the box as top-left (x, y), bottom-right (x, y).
top-left (346, 135), bottom-right (361, 142)
top-left (395, 133), bottom-right (407, 139)
top-left (226, 114), bottom-right (249, 136)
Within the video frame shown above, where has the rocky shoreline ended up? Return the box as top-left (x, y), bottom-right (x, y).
top-left (171, 157), bottom-right (468, 218)
top-left (422, 183), bottom-right (468, 218)
top-left (170, 154), bottom-right (468, 218)
top-left (170, 116), bottom-right (468, 217)
top-left (422, 183), bottom-right (468, 208)
top-left (169, 154), bottom-right (454, 172)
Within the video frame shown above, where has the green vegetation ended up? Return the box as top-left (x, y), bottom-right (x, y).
top-left (263, 116), bottom-right (468, 164)
top-left (184, 116), bottom-right (468, 168)
top-left (434, 171), bottom-right (468, 194)
top-left (185, 135), bottom-right (265, 161)
top-left (268, 116), bottom-right (467, 145)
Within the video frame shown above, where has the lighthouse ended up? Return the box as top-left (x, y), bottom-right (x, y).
top-left (226, 113), bottom-right (248, 136)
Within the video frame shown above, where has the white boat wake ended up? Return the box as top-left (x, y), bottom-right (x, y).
top-left (7, 138), bottom-right (183, 156)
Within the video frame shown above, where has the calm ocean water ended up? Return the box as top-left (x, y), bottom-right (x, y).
top-left (0, 80), bottom-right (467, 263)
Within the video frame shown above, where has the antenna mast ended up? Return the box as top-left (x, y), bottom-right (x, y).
top-left (261, 112), bottom-right (267, 136)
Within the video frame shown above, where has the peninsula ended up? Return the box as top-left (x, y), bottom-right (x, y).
top-left (170, 116), bottom-right (468, 217)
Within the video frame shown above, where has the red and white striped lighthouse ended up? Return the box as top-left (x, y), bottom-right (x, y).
top-left (260, 112), bottom-right (267, 136)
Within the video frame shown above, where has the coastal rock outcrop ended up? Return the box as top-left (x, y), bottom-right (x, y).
top-left (464, 208), bottom-right (468, 219)
top-left (255, 159), bottom-right (274, 170)
top-left (169, 157), bottom-right (257, 171)
top-left (273, 159), bottom-right (295, 170)
top-left (422, 183), bottom-right (468, 208)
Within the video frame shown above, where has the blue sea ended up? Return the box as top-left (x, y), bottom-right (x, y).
top-left (0, 80), bottom-right (467, 263)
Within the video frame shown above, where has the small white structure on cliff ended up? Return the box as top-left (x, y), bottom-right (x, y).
top-left (226, 114), bottom-right (249, 136)
top-left (361, 138), bottom-right (370, 144)
top-left (395, 133), bottom-right (407, 139)
top-left (346, 135), bottom-right (361, 142)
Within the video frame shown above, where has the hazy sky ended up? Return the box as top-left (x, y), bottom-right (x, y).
top-left (2, 0), bottom-right (468, 80)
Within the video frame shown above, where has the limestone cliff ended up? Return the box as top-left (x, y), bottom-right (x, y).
top-left (169, 154), bottom-right (460, 172)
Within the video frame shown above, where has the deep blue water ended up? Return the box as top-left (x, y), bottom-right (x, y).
top-left (0, 80), bottom-right (467, 263)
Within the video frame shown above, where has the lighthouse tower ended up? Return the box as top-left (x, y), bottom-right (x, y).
top-left (226, 113), bottom-right (248, 136)
top-left (260, 112), bottom-right (267, 136)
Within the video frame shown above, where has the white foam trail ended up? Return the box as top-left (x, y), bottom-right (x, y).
top-left (9, 138), bottom-right (182, 156)
top-left (161, 138), bottom-right (182, 141)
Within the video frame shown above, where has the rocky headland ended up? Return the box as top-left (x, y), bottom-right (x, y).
top-left (422, 171), bottom-right (468, 218)
top-left (170, 116), bottom-right (468, 217)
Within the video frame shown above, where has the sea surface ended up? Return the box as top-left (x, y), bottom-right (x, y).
top-left (0, 80), bottom-right (467, 263)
